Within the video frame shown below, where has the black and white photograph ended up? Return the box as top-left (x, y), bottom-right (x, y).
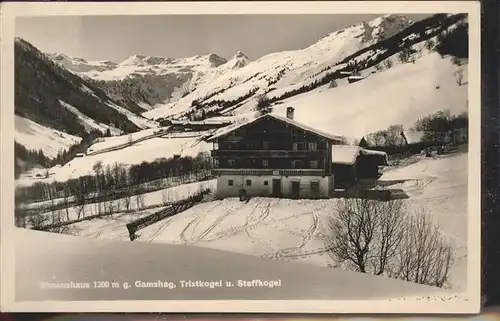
top-left (0, 1), bottom-right (481, 314)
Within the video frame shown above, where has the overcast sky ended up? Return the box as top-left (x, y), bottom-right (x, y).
top-left (16, 14), bottom-right (431, 62)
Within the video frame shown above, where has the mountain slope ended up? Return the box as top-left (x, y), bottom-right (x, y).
top-left (271, 53), bottom-right (468, 141)
top-left (49, 14), bottom-right (412, 116)
top-left (15, 115), bottom-right (82, 159)
top-left (141, 13), bottom-right (467, 122)
top-left (14, 38), bottom-right (155, 140)
top-left (49, 51), bottom-right (232, 113)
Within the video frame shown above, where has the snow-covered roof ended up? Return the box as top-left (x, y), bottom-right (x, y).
top-left (360, 148), bottom-right (389, 165)
top-left (207, 113), bottom-right (346, 143)
top-left (332, 145), bottom-right (388, 165)
top-left (170, 120), bottom-right (232, 126)
top-left (331, 145), bottom-right (361, 165)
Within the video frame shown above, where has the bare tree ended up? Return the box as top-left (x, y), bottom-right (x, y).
top-left (62, 183), bottom-right (71, 221)
top-left (161, 189), bottom-right (170, 206)
top-left (15, 207), bottom-right (27, 228)
top-left (255, 94), bottom-right (271, 116)
top-left (135, 193), bottom-right (146, 210)
top-left (123, 194), bottom-right (132, 212)
top-left (384, 124), bottom-right (406, 147)
top-left (327, 196), bottom-right (454, 287)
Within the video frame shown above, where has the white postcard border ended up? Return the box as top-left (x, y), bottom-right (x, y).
top-left (0, 1), bottom-right (482, 313)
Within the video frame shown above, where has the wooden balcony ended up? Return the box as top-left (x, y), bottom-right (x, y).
top-left (211, 149), bottom-right (327, 158)
top-left (211, 168), bottom-right (326, 176)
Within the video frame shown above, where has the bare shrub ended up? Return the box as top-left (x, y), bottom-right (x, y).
top-left (425, 39), bottom-right (435, 51)
top-left (455, 69), bottom-right (464, 85)
top-left (329, 80), bottom-right (338, 88)
top-left (398, 46), bottom-right (412, 63)
top-left (327, 196), bottom-right (454, 287)
top-left (383, 59), bottom-right (393, 69)
top-left (451, 56), bottom-right (464, 66)
top-left (394, 210), bottom-right (454, 287)
top-left (28, 213), bottom-right (49, 230)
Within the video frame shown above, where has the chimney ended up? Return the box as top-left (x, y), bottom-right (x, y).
top-left (286, 107), bottom-right (295, 120)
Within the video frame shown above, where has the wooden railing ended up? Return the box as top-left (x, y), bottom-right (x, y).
top-left (211, 149), bottom-right (326, 158)
top-left (211, 168), bottom-right (326, 176)
top-left (126, 189), bottom-right (211, 241)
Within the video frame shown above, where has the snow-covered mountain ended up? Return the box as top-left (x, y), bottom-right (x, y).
top-left (48, 14), bottom-right (413, 114)
top-left (136, 13), bottom-right (466, 122)
top-left (47, 50), bottom-right (235, 112)
top-left (14, 37), bottom-right (159, 169)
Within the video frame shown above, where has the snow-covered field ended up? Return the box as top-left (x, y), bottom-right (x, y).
top-left (15, 115), bottom-right (82, 158)
top-left (137, 152), bottom-right (468, 291)
top-left (16, 228), bottom-right (468, 306)
top-left (59, 152), bottom-right (468, 292)
top-left (16, 134), bottom-right (212, 186)
top-left (26, 179), bottom-right (216, 231)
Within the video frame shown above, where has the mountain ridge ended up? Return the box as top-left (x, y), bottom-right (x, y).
top-left (44, 14), bottom-right (413, 114)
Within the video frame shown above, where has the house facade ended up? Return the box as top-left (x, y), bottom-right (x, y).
top-left (207, 108), bottom-right (345, 199)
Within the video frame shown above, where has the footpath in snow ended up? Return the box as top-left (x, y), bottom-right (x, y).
top-left (40, 151), bottom-right (468, 293)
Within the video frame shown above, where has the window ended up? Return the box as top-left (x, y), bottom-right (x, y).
top-left (311, 181), bottom-right (320, 194)
top-left (293, 142), bottom-right (305, 151)
top-left (308, 142), bottom-right (318, 151)
top-left (292, 160), bottom-right (303, 169)
top-left (262, 159), bottom-right (269, 168)
top-left (264, 181), bottom-right (269, 186)
top-left (228, 159), bottom-right (236, 166)
top-left (246, 179), bottom-right (252, 186)
top-left (263, 141), bottom-right (269, 149)
top-left (310, 160), bottom-right (319, 169)
top-left (246, 141), bottom-right (255, 149)
top-left (213, 158), bottom-right (219, 168)
top-left (213, 143), bottom-right (219, 150)
top-left (228, 180), bottom-right (234, 186)
top-left (227, 143), bottom-right (234, 149)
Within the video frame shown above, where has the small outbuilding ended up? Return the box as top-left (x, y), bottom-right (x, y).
top-left (331, 145), bottom-right (388, 189)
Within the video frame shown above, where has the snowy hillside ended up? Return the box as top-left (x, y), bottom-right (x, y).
top-left (15, 133), bottom-right (212, 186)
top-left (270, 53), bottom-right (468, 141)
top-left (140, 13), bottom-right (466, 121)
top-left (15, 115), bottom-right (82, 159)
